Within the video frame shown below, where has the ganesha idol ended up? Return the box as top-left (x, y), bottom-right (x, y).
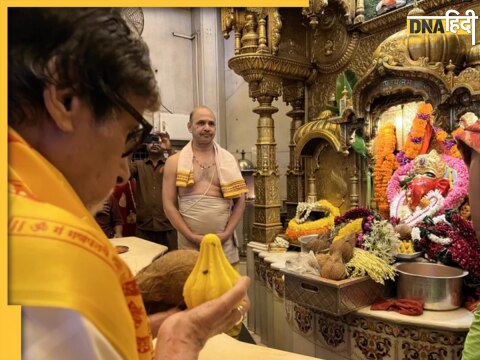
top-left (387, 150), bottom-right (469, 226)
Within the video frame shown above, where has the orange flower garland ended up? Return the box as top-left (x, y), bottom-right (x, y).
top-left (402, 103), bottom-right (433, 160)
top-left (448, 127), bottom-right (464, 158)
top-left (285, 200), bottom-right (340, 242)
top-left (433, 127), bottom-right (463, 159)
top-left (373, 123), bottom-right (398, 218)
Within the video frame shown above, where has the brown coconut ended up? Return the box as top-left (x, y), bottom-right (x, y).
top-left (304, 237), bottom-right (330, 253)
top-left (135, 249), bottom-right (199, 313)
top-left (315, 253), bottom-right (330, 269)
top-left (395, 223), bottom-right (413, 240)
top-left (329, 232), bottom-right (356, 263)
top-left (320, 253), bottom-right (347, 280)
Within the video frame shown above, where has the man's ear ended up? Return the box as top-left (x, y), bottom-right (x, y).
top-left (43, 83), bottom-right (76, 133)
top-left (187, 121), bottom-right (192, 133)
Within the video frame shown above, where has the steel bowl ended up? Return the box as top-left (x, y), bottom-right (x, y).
top-left (396, 262), bottom-right (468, 310)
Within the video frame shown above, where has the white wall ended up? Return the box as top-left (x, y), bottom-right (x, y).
top-left (143, 8), bottom-right (194, 115)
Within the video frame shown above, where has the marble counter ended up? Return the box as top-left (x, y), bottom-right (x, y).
top-left (110, 236), bottom-right (168, 274)
top-left (356, 305), bottom-right (473, 332)
top-left (199, 333), bottom-right (319, 360)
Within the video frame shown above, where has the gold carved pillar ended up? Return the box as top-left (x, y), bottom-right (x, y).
top-left (250, 76), bottom-right (283, 244)
top-left (283, 80), bottom-right (305, 221)
top-left (222, 7), bottom-right (312, 244)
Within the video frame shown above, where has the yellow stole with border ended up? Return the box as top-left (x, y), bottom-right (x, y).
top-left (175, 141), bottom-right (248, 199)
top-left (8, 128), bottom-right (153, 360)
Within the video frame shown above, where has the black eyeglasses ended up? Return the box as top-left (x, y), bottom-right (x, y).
top-left (106, 90), bottom-right (153, 157)
top-left (145, 134), bottom-right (161, 144)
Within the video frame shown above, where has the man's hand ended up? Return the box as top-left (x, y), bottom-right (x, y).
top-left (159, 131), bottom-right (172, 151)
top-left (216, 231), bottom-right (232, 244)
top-left (190, 233), bottom-right (204, 245)
top-left (154, 277), bottom-right (251, 359)
top-left (148, 307), bottom-right (182, 339)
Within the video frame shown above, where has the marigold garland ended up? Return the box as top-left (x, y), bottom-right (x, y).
top-left (286, 200), bottom-right (340, 242)
top-left (433, 126), bottom-right (462, 159)
top-left (396, 105), bottom-right (464, 164)
top-left (399, 103), bottom-right (433, 161)
top-left (449, 127), bottom-right (464, 158)
top-left (333, 218), bottom-right (363, 242)
top-left (373, 123), bottom-right (398, 218)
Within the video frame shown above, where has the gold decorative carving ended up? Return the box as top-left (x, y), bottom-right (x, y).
top-left (249, 76), bottom-right (283, 100)
top-left (324, 40), bottom-right (334, 56)
top-left (269, 8), bottom-right (282, 56)
top-left (254, 175), bottom-right (266, 204)
top-left (241, 12), bottom-right (259, 54)
top-left (302, 0), bottom-right (329, 29)
top-left (221, 8), bottom-right (246, 56)
top-left (352, 24), bottom-right (474, 120)
top-left (313, 144), bottom-right (351, 212)
top-left (302, 0), bottom-right (351, 29)
top-left (283, 80), bottom-right (305, 104)
top-left (221, 8), bottom-right (235, 39)
top-left (309, 2), bottom-right (360, 74)
top-left (455, 68), bottom-right (480, 93)
top-left (228, 54), bottom-right (311, 82)
top-left (252, 225), bottom-right (283, 244)
top-left (354, 0), bottom-right (365, 24)
top-left (253, 8), bottom-right (269, 54)
top-left (254, 204), bottom-right (282, 225)
top-left (277, 9), bottom-right (308, 63)
top-left (255, 206), bottom-right (266, 223)
top-left (349, 27), bottom-right (400, 78)
top-left (373, 30), bottom-right (466, 69)
top-left (221, 7), bottom-right (292, 58)
top-left (294, 118), bottom-right (343, 156)
top-left (307, 72), bottom-right (337, 120)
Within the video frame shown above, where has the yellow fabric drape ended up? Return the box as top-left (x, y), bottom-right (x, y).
top-left (175, 141), bottom-right (248, 199)
top-left (8, 128), bottom-right (153, 360)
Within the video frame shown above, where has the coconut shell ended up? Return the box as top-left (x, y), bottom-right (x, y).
top-left (395, 223), bottom-right (413, 240)
top-left (304, 237), bottom-right (330, 253)
top-left (330, 232), bottom-right (355, 263)
top-left (135, 249), bottom-right (199, 311)
top-left (320, 253), bottom-right (347, 280)
top-left (316, 253), bottom-right (330, 269)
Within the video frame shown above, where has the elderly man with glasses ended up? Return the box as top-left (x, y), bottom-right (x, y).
top-left (8, 8), bottom-right (250, 360)
top-left (130, 131), bottom-right (178, 250)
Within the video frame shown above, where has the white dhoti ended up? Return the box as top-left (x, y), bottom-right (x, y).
top-left (178, 195), bottom-right (239, 264)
